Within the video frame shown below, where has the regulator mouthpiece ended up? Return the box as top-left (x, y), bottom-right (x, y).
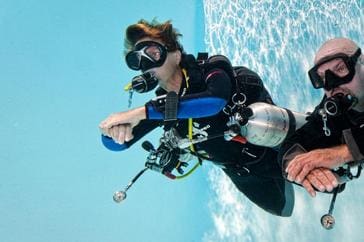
top-left (324, 93), bottom-right (358, 116)
top-left (131, 72), bottom-right (158, 93)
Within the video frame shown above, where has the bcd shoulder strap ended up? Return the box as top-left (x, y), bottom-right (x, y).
top-left (196, 52), bottom-right (273, 105)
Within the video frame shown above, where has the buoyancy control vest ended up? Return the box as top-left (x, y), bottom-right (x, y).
top-left (191, 53), bottom-right (308, 148)
top-left (176, 53), bottom-right (274, 109)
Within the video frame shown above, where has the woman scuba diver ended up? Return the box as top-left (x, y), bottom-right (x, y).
top-left (99, 19), bottom-right (296, 217)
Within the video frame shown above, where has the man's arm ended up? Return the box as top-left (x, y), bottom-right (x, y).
top-left (279, 110), bottom-right (364, 197)
top-left (279, 141), bottom-right (338, 196)
top-left (343, 126), bottom-right (364, 163)
top-left (286, 144), bottom-right (353, 183)
top-left (278, 113), bottom-right (343, 195)
top-left (285, 123), bottom-right (364, 183)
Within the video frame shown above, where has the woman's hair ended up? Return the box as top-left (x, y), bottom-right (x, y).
top-left (124, 19), bottom-right (183, 55)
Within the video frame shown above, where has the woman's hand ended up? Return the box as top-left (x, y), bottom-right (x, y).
top-left (99, 106), bottom-right (146, 144)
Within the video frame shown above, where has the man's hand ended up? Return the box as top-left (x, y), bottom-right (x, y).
top-left (300, 168), bottom-right (339, 197)
top-left (99, 106), bottom-right (146, 144)
top-left (286, 145), bottom-right (352, 184)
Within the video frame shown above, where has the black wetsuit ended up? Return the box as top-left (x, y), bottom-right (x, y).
top-left (103, 54), bottom-right (294, 216)
top-left (279, 97), bottom-right (364, 173)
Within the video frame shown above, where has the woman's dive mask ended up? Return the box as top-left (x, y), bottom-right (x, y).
top-left (125, 41), bottom-right (168, 72)
top-left (308, 48), bottom-right (361, 91)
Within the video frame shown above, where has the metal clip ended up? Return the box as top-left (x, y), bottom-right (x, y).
top-left (223, 104), bottom-right (234, 115)
top-left (232, 92), bottom-right (247, 106)
top-left (319, 109), bottom-right (331, 136)
top-left (242, 147), bottom-right (257, 158)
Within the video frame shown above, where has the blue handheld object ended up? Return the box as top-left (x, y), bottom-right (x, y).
top-left (101, 135), bottom-right (128, 151)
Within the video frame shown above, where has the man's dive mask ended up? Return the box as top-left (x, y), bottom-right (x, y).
top-left (125, 41), bottom-right (168, 72)
top-left (308, 48), bottom-right (361, 91)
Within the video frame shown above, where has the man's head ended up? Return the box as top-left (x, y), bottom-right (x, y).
top-left (308, 38), bottom-right (364, 111)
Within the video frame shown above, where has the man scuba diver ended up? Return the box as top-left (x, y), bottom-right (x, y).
top-left (99, 19), bottom-right (294, 217)
top-left (277, 38), bottom-right (364, 229)
top-left (279, 38), bottom-right (364, 198)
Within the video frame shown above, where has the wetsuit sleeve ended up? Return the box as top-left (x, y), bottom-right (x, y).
top-left (277, 113), bottom-right (341, 172)
top-left (145, 68), bottom-right (231, 119)
top-left (343, 127), bottom-right (364, 162)
top-left (101, 119), bottom-right (162, 151)
top-left (278, 120), bottom-right (316, 173)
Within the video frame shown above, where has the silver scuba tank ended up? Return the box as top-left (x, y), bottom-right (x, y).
top-left (239, 102), bottom-right (308, 147)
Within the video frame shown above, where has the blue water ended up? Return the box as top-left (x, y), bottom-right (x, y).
top-left (203, 1), bottom-right (364, 242)
top-left (0, 0), bottom-right (363, 242)
top-left (0, 1), bottom-right (209, 242)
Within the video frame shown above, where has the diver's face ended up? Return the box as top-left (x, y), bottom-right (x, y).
top-left (321, 61), bottom-right (363, 100)
top-left (134, 38), bottom-right (180, 88)
top-left (126, 38), bottom-right (168, 72)
top-left (314, 49), bottom-right (363, 100)
top-left (316, 58), bottom-right (350, 81)
top-left (316, 58), bottom-right (354, 96)
top-left (319, 57), bottom-right (364, 112)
